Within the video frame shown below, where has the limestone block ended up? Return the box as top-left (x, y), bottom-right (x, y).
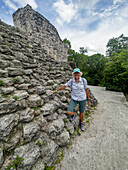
top-left (0, 78), bottom-right (14, 86)
top-left (31, 159), bottom-right (45, 170)
top-left (57, 129), bottom-right (70, 146)
top-left (12, 59), bottom-right (22, 67)
top-left (1, 87), bottom-right (15, 94)
top-left (0, 114), bottom-right (19, 141)
top-left (0, 69), bottom-right (8, 78)
top-left (61, 96), bottom-right (68, 103)
top-left (0, 144), bottom-right (4, 167)
top-left (19, 108), bottom-right (34, 123)
top-left (24, 69), bottom-right (33, 75)
top-left (0, 60), bottom-right (8, 69)
top-left (36, 86), bottom-right (46, 95)
top-left (48, 124), bottom-right (57, 140)
top-left (17, 83), bottom-right (31, 90)
top-left (7, 67), bottom-right (24, 76)
top-left (13, 90), bottom-right (29, 100)
top-left (28, 94), bottom-right (42, 107)
top-left (51, 117), bottom-right (64, 135)
top-left (65, 121), bottom-right (74, 135)
top-left (5, 131), bottom-right (21, 151)
top-left (41, 140), bottom-right (58, 164)
top-left (46, 112), bottom-right (58, 122)
top-left (40, 103), bottom-right (56, 116)
top-left (23, 121), bottom-right (40, 142)
top-left (0, 100), bottom-right (18, 115)
top-left (72, 116), bottom-right (80, 130)
top-left (14, 143), bottom-right (40, 170)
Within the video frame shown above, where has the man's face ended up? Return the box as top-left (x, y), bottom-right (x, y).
top-left (74, 72), bottom-right (80, 78)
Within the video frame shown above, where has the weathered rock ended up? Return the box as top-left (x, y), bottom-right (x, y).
top-left (23, 121), bottom-right (40, 142)
top-left (1, 87), bottom-right (15, 94)
top-left (51, 117), bottom-right (64, 135)
top-left (7, 67), bottom-right (24, 76)
top-left (28, 94), bottom-right (43, 107)
top-left (13, 90), bottom-right (29, 100)
top-left (0, 143), bottom-right (4, 167)
top-left (0, 114), bottom-right (19, 141)
top-left (36, 86), bottom-right (46, 95)
top-left (5, 131), bottom-right (21, 151)
top-left (46, 112), bottom-right (58, 122)
top-left (19, 108), bottom-right (34, 122)
top-left (0, 69), bottom-right (8, 77)
top-left (65, 121), bottom-right (74, 135)
top-left (41, 103), bottom-right (56, 116)
top-left (41, 139), bottom-right (58, 164)
top-left (17, 83), bottom-right (31, 90)
top-left (31, 159), bottom-right (45, 170)
top-left (72, 116), bottom-right (80, 129)
top-left (57, 129), bottom-right (70, 146)
top-left (14, 142), bottom-right (40, 170)
top-left (0, 100), bottom-right (18, 114)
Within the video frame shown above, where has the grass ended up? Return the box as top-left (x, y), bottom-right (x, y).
top-left (13, 77), bottom-right (20, 84)
top-left (6, 155), bottom-right (24, 170)
top-left (0, 80), bottom-right (3, 86)
top-left (13, 96), bottom-right (18, 100)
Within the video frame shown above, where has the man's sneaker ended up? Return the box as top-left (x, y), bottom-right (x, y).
top-left (80, 122), bottom-right (85, 131)
top-left (69, 113), bottom-right (77, 121)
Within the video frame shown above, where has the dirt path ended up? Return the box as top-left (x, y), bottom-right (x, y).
top-left (58, 86), bottom-right (128, 170)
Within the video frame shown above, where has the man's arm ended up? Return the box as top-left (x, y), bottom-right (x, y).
top-left (85, 88), bottom-right (91, 105)
top-left (50, 85), bottom-right (66, 94)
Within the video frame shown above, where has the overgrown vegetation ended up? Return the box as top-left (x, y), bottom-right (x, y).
top-left (63, 34), bottom-right (128, 95)
top-left (6, 155), bottom-right (24, 170)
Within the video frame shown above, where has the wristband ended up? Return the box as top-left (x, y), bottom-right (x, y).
top-left (56, 90), bottom-right (58, 93)
top-left (87, 99), bottom-right (90, 101)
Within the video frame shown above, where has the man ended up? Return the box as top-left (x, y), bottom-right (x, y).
top-left (50, 68), bottom-right (90, 131)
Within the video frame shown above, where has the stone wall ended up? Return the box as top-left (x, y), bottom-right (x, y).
top-left (0, 18), bottom-right (97, 169)
top-left (13, 4), bottom-right (68, 62)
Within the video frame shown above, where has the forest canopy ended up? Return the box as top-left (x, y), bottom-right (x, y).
top-left (63, 34), bottom-right (128, 94)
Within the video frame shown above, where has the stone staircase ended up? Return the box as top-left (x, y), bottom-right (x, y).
top-left (0, 19), bottom-right (97, 169)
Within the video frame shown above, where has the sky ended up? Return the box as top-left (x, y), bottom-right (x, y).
top-left (0, 0), bottom-right (128, 55)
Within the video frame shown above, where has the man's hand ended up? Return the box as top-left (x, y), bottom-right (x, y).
top-left (50, 91), bottom-right (56, 94)
top-left (87, 100), bottom-right (91, 106)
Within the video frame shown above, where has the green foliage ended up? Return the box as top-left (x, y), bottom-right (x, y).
top-left (106, 34), bottom-right (128, 57)
top-left (13, 77), bottom-right (20, 83)
top-left (79, 47), bottom-right (88, 54)
top-left (44, 165), bottom-right (55, 170)
top-left (0, 80), bottom-right (4, 86)
top-left (32, 106), bottom-right (38, 110)
top-left (85, 53), bottom-right (107, 85)
top-left (103, 49), bottom-right (128, 93)
top-left (13, 96), bottom-right (18, 100)
top-left (63, 118), bottom-right (67, 123)
top-left (6, 155), bottom-right (24, 170)
top-left (63, 38), bottom-right (71, 49)
top-left (2, 93), bottom-right (8, 98)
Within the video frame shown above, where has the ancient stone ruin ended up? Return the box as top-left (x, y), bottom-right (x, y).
top-left (0, 5), bottom-right (97, 170)
top-left (13, 4), bottom-right (68, 62)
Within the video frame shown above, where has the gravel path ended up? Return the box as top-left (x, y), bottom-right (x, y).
top-left (59, 86), bottom-right (128, 170)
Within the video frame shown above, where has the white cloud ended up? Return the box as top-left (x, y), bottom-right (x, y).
top-left (3, 0), bottom-right (38, 10)
top-left (78, 0), bottom-right (100, 9)
top-left (4, 0), bottom-right (17, 10)
top-left (113, 0), bottom-right (124, 4)
top-left (58, 3), bottom-right (128, 56)
top-left (53, 0), bottom-right (78, 25)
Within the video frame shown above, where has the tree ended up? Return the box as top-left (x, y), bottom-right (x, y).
top-left (86, 53), bottom-right (107, 85)
top-left (103, 49), bottom-right (128, 93)
top-left (106, 34), bottom-right (128, 57)
top-left (79, 47), bottom-right (88, 54)
top-left (63, 38), bottom-right (71, 49)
